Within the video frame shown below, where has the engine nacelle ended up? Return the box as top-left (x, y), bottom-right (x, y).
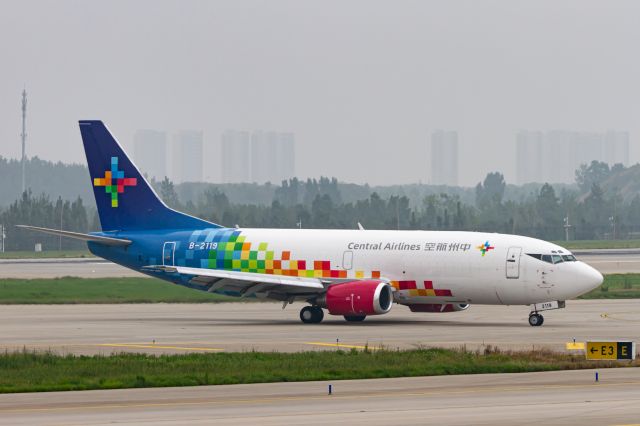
top-left (407, 303), bottom-right (470, 313)
top-left (318, 280), bottom-right (393, 316)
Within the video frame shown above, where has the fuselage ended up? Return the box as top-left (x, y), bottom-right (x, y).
top-left (89, 228), bottom-right (603, 307)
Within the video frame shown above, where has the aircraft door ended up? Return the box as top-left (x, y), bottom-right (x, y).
top-left (506, 247), bottom-right (522, 279)
top-left (163, 242), bottom-right (176, 266)
top-left (342, 250), bottom-right (353, 270)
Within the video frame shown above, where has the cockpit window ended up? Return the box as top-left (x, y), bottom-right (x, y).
top-left (527, 253), bottom-right (577, 263)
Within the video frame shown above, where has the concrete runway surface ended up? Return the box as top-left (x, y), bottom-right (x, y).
top-left (0, 299), bottom-right (638, 354)
top-left (0, 368), bottom-right (639, 425)
top-left (1, 248), bottom-right (639, 278)
top-left (0, 258), bottom-right (144, 278)
top-left (575, 249), bottom-right (640, 274)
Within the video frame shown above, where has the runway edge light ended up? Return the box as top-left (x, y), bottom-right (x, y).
top-left (585, 341), bottom-right (636, 360)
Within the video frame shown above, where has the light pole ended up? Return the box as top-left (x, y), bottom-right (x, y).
top-left (609, 216), bottom-right (616, 240)
top-left (59, 204), bottom-right (63, 251)
top-left (563, 216), bottom-right (572, 242)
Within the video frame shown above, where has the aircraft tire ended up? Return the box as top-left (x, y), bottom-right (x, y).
top-left (300, 306), bottom-right (324, 324)
top-left (344, 315), bottom-right (366, 322)
top-left (528, 313), bottom-right (544, 327)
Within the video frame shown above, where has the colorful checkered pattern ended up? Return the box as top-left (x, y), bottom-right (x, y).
top-left (93, 157), bottom-right (137, 207)
top-left (390, 280), bottom-right (453, 297)
top-left (188, 229), bottom-right (381, 280)
top-left (186, 229), bottom-right (451, 297)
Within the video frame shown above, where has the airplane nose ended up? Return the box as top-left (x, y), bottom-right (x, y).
top-left (582, 263), bottom-right (604, 292)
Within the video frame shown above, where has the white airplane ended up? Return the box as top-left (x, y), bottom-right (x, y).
top-left (21, 121), bottom-right (604, 326)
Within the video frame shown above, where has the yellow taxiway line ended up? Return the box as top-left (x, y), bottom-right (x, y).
top-left (305, 342), bottom-right (380, 350)
top-left (96, 343), bottom-right (224, 352)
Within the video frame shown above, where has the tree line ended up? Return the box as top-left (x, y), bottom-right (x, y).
top-left (2, 160), bottom-right (640, 251)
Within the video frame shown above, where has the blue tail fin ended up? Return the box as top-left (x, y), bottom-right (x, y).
top-left (79, 120), bottom-right (219, 231)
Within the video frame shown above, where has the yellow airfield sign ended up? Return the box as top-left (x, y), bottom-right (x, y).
top-left (585, 341), bottom-right (635, 360)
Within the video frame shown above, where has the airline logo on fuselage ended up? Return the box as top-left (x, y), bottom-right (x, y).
top-left (93, 156), bottom-right (137, 207)
top-left (477, 241), bottom-right (495, 256)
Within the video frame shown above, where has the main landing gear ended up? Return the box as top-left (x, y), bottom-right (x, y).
top-left (528, 312), bottom-right (544, 327)
top-left (300, 306), bottom-right (324, 324)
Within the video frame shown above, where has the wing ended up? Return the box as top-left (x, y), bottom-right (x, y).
top-left (144, 265), bottom-right (327, 301)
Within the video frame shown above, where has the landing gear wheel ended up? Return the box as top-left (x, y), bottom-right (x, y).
top-left (528, 313), bottom-right (544, 327)
top-left (300, 306), bottom-right (324, 324)
top-left (344, 315), bottom-right (366, 322)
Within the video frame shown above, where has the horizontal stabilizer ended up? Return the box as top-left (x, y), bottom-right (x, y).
top-left (16, 225), bottom-right (132, 247)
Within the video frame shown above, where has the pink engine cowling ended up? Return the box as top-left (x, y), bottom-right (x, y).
top-left (320, 280), bottom-right (394, 316)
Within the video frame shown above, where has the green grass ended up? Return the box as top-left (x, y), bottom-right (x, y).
top-left (0, 273), bottom-right (636, 304)
top-left (0, 277), bottom-right (236, 304)
top-left (579, 273), bottom-right (640, 299)
top-left (0, 250), bottom-right (94, 259)
top-left (0, 347), bottom-right (632, 393)
top-left (553, 239), bottom-right (640, 250)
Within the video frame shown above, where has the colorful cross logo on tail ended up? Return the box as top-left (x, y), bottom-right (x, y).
top-left (93, 157), bottom-right (137, 207)
top-left (477, 241), bottom-right (494, 256)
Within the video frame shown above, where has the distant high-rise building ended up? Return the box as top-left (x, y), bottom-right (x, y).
top-left (276, 132), bottom-right (295, 182)
top-left (21, 89), bottom-right (27, 194)
top-left (430, 130), bottom-right (458, 186)
top-left (515, 130), bottom-right (630, 184)
top-left (603, 130), bottom-right (630, 167)
top-left (172, 130), bottom-right (203, 183)
top-left (516, 131), bottom-right (543, 185)
top-left (249, 131), bottom-right (295, 184)
top-left (221, 130), bottom-right (251, 183)
top-left (133, 129), bottom-right (167, 181)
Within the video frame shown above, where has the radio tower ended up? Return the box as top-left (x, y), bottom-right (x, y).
top-left (21, 89), bottom-right (27, 194)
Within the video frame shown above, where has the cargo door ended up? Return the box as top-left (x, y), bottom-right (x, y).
top-left (342, 250), bottom-right (353, 270)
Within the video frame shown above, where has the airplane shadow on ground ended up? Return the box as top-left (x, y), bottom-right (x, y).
top-left (92, 316), bottom-right (555, 328)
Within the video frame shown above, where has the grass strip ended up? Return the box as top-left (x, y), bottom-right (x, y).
top-left (0, 273), bottom-right (634, 304)
top-left (0, 277), bottom-right (235, 304)
top-left (579, 273), bottom-right (640, 299)
top-left (0, 347), bottom-right (634, 394)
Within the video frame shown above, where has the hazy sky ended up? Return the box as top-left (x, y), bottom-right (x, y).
top-left (1, 0), bottom-right (639, 186)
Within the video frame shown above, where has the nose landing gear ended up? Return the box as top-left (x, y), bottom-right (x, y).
top-left (528, 312), bottom-right (544, 327)
top-left (527, 301), bottom-right (565, 326)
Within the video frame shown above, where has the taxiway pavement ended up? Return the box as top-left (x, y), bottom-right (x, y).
top-left (0, 258), bottom-right (144, 278)
top-left (0, 299), bottom-right (638, 354)
top-left (0, 368), bottom-right (639, 425)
